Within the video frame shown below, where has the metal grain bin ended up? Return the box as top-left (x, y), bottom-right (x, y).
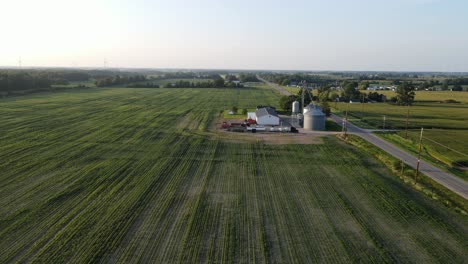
top-left (303, 104), bottom-right (315, 114)
top-left (303, 108), bottom-right (326, 131)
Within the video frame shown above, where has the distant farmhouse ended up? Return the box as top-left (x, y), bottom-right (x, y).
top-left (367, 85), bottom-right (397, 91)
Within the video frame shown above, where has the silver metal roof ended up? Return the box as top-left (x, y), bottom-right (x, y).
top-left (256, 107), bottom-right (278, 118)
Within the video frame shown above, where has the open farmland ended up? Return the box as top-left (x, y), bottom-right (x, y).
top-left (0, 87), bottom-right (467, 262)
top-left (332, 95), bottom-right (468, 178)
top-left (379, 130), bottom-right (468, 180)
top-left (281, 85), bottom-right (301, 95)
top-left (363, 90), bottom-right (468, 103)
top-left (333, 101), bottom-right (468, 130)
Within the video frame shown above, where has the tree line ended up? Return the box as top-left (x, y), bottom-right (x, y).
top-left (238, 73), bottom-right (260, 82)
top-left (95, 75), bottom-right (147, 87)
top-left (152, 72), bottom-right (222, 80)
top-left (162, 78), bottom-right (241, 88)
top-left (279, 81), bottom-right (416, 115)
top-left (261, 72), bottom-right (467, 92)
top-left (0, 71), bottom-right (53, 92)
top-left (260, 73), bottom-right (335, 86)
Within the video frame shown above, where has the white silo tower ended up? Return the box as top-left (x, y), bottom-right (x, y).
top-left (292, 101), bottom-right (300, 113)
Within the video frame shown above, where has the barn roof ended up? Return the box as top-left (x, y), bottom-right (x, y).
top-left (256, 107), bottom-right (278, 118)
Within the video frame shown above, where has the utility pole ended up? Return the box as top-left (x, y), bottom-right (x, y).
top-left (301, 81), bottom-right (305, 113)
top-left (415, 127), bottom-right (424, 184)
top-left (405, 104), bottom-right (410, 138)
top-left (361, 94), bottom-right (365, 120)
top-left (342, 118), bottom-right (345, 136)
top-left (344, 111), bottom-right (348, 138)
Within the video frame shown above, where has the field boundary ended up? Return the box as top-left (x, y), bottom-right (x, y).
top-left (340, 135), bottom-right (467, 214)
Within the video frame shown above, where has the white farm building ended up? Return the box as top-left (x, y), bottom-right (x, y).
top-left (255, 107), bottom-right (280, 126)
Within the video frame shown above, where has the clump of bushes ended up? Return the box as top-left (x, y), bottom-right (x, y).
top-left (441, 99), bottom-right (459, 104)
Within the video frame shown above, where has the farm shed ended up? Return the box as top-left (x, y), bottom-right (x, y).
top-left (247, 112), bottom-right (257, 120)
top-left (256, 107), bottom-right (280, 126)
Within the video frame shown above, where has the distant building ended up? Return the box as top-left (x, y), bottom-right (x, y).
top-left (255, 107), bottom-right (280, 126)
top-left (349, 99), bottom-right (361, 104)
top-left (367, 85), bottom-right (397, 91)
top-left (330, 86), bottom-right (343, 91)
top-left (247, 112), bottom-right (257, 120)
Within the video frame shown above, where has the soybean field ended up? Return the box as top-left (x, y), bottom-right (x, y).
top-left (0, 87), bottom-right (467, 263)
top-left (332, 95), bottom-right (468, 178)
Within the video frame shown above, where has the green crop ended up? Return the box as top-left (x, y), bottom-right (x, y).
top-left (0, 87), bottom-right (466, 263)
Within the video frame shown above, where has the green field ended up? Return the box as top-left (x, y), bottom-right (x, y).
top-left (0, 87), bottom-right (467, 262)
top-left (281, 85), bottom-right (300, 95)
top-left (378, 130), bottom-right (468, 180)
top-left (403, 129), bottom-right (468, 167)
top-left (51, 80), bottom-right (97, 88)
top-left (363, 90), bottom-right (468, 103)
top-left (332, 96), bottom-right (468, 175)
top-left (333, 101), bottom-right (468, 129)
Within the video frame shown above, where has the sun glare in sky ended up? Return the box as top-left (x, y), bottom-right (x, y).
top-left (1, 0), bottom-right (467, 71)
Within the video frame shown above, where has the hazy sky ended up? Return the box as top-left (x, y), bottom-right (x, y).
top-left (1, 0), bottom-right (467, 71)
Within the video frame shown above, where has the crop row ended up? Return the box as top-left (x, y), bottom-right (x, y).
top-left (0, 87), bottom-right (466, 262)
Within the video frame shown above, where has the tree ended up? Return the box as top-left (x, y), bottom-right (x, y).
top-left (367, 92), bottom-right (385, 102)
top-left (317, 89), bottom-right (331, 116)
top-left (238, 73), bottom-right (260, 82)
top-left (225, 74), bottom-right (238, 82)
top-left (419, 81), bottom-right (430, 90)
top-left (342, 82), bottom-right (360, 100)
top-left (279, 95), bottom-right (298, 112)
top-left (441, 80), bottom-right (449, 91)
top-left (452, 84), bottom-right (463, 91)
top-left (329, 92), bottom-right (339, 101)
top-left (231, 106), bottom-right (238, 113)
top-left (358, 81), bottom-right (369, 90)
top-left (296, 88), bottom-right (312, 107)
top-left (213, 78), bottom-right (225, 87)
top-left (317, 89), bottom-right (329, 102)
top-left (241, 109), bottom-right (248, 115)
top-left (396, 82), bottom-right (415, 106)
top-left (321, 101), bottom-right (331, 117)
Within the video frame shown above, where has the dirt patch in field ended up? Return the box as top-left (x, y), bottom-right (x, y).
top-left (252, 132), bottom-right (324, 145)
top-left (207, 115), bottom-right (327, 144)
top-left (176, 114), bottom-right (200, 130)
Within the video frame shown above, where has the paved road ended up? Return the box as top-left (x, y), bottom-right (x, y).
top-left (330, 114), bottom-right (468, 200)
top-left (257, 76), bottom-right (292, 96)
top-left (261, 78), bottom-right (468, 200)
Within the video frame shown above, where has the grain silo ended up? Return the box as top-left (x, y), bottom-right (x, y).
top-left (303, 104), bottom-right (315, 114)
top-left (303, 107), bottom-right (326, 131)
top-left (292, 101), bottom-right (300, 113)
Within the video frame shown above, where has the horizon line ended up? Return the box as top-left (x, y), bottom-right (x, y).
top-left (0, 65), bottom-right (467, 74)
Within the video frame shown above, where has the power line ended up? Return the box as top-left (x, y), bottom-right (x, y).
top-left (415, 127), bottom-right (423, 184)
top-left (421, 136), bottom-right (468, 158)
